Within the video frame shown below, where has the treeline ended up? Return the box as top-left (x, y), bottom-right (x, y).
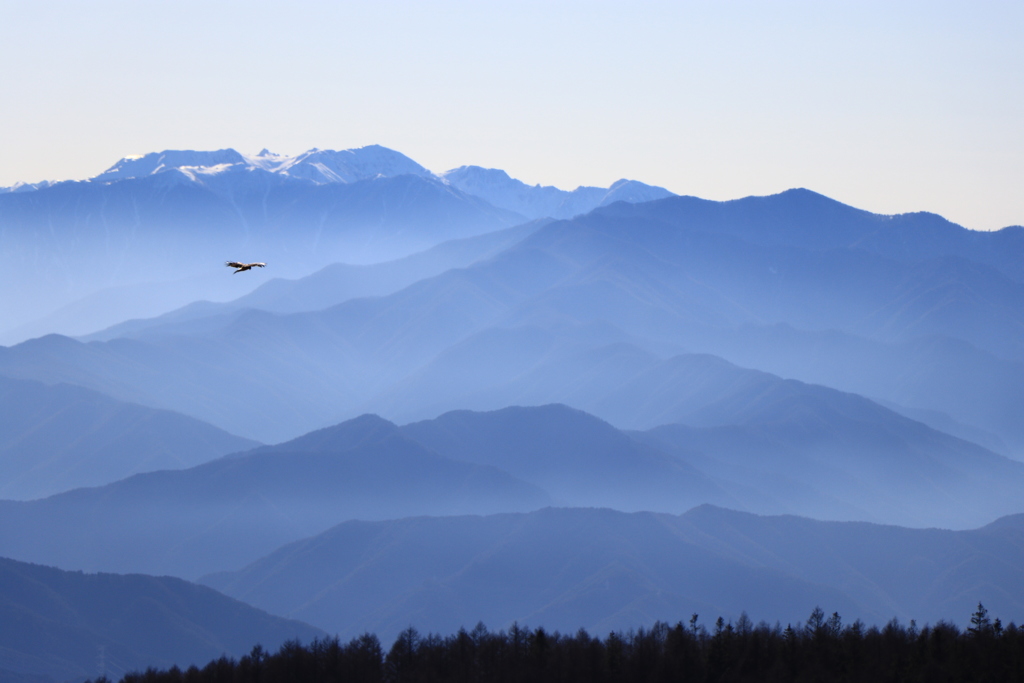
top-left (98, 605), bottom-right (1023, 683)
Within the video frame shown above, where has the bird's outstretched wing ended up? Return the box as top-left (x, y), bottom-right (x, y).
top-left (225, 261), bottom-right (266, 273)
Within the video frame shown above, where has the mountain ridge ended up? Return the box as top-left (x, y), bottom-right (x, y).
top-left (0, 413), bottom-right (549, 578)
top-left (0, 145), bottom-right (673, 341)
top-left (0, 554), bottom-right (324, 683)
top-left (0, 373), bottom-right (257, 500)
top-left (4, 187), bottom-right (1024, 452)
top-left (0, 394), bottom-right (1017, 588)
top-left (200, 505), bottom-right (1024, 643)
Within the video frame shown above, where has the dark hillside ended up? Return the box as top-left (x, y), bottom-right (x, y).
top-left (0, 556), bottom-right (323, 683)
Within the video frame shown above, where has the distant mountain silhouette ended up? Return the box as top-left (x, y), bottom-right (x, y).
top-left (0, 145), bottom-right (669, 342)
top-left (0, 374), bottom-right (256, 500)
top-left (201, 506), bottom-right (1024, 644)
top-left (0, 236), bottom-right (590, 440)
top-left (3, 187), bottom-right (1023, 456)
top-left (498, 196), bottom-right (1024, 361)
top-left (628, 357), bottom-right (1024, 528)
top-left (0, 554), bottom-right (323, 683)
top-left (705, 323), bottom-right (1024, 453)
top-left (401, 404), bottom-right (733, 512)
top-left (596, 189), bottom-right (1024, 280)
top-left (361, 330), bottom-right (1024, 521)
top-left (83, 220), bottom-right (547, 342)
top-left (0, 169), bottom-right (521, 340)
top-left (2, 271), bottom-right (263, 346)
top-left (2, 396), bottom-right (1019, 583)
top-left (398, 398), bottom-right (1024, 529)
top-left (0, 415), bottom-right (548, 578)
top-left (91, 145), bottom-right (431, 185)
top-left (440, 166), bottom-right (674, 219)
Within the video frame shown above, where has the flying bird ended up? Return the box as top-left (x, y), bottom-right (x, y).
top-left (226, 261), bottom-right (266, 273)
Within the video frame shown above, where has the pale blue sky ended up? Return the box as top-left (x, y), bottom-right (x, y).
top-left (2, 1), bottom-right (1021, 230)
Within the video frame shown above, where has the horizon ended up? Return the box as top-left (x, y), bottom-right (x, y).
top-left (2, 2), bottom-right (1022, 231)
top-left (6, 142), bottom-right (1021, 235)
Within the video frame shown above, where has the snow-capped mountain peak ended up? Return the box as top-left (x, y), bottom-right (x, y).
top-left (89, 145), bottom-right (432, 187)
top-left (4, 145), bottom-right (676, 221)
top-left (274, 146), bottom-right (431, 184)
top-left (93, 149), bottom-right (248, 183)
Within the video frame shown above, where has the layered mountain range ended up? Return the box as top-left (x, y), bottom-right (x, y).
top-left (1, 401), bottom-right (1022, 585)
top-left (1, 147), bottom-right (1023, 679)
top-left (201, 505), bottom-right (1024, 644)
top-left (2, 187), bottom-right (1021, 458)
top-left (0, 146), bottom-right (671, 342)
top-left (0, 374), bottom-right (256, 500)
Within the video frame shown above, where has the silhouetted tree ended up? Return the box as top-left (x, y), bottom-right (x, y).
top-left (969, 603), bottom-right (992, 636)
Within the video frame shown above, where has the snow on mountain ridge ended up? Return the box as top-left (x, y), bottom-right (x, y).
top-left (274, 146), bottom-right (431, 184)
top-left (0, 180), bottom-right (56, 194)
top-left (90, 145), bottom-right (431, 186)
top-left (2, 146), bottom-right (676, 220)
top-left (94, 149), bottom-right (249, 182)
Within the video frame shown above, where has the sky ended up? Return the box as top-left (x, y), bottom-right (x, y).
top-left (1, 1), bottom-right (1021, 231)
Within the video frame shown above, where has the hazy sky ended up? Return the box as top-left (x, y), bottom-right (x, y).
top-left (2, 1), bottom-right (1021, 230)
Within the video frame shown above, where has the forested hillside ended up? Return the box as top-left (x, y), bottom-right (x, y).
top-left (97, 604), bottom-right (1024, 683)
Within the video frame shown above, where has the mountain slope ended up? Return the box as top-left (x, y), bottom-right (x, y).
top-left (707, 323), bottom-right (1024, 453)
top-left (0, 374), bottom-right (257, 500)
top-left (200, 508), bottom-right (856, 644)
top-left (497, 202), bottom-right (1024, 361)
top-left (0, 233), bottom-right (585, 441)
top-left (0, 168), bottom-right (523, 341)
top-left (1, 385), bottom-right (1018, 586)
top-left (83, 220), bottom-right (547, 342)
top-left (401, 404), bottom-right (732, 512)
top-left (4, 188), bottom-right (1023, 455)
top-left (0, 555), bottom-right (323, 683)
top-left (595, 189), bottom-right (1024, 281)
top-left (0, 415), bottom-right (548, 578)
top-left (390, 382), bottom-right (1024, 529)
top-left (201, 507), bottom-right (1024, 644)
top-left (1, 145), bottom-right (672, 342)
top-left (628, 356), bottom-right (1024, 528)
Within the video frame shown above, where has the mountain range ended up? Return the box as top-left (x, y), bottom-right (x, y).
top-left (2, 145), bottom-right (1023, 677)
top-left (83, 220), bottom-right (547, 342)
top-left (0, 374), bottom-right (255, 500)
top-left (0, 414), bottom-right (548, 579)
top-left (401, 391), bottom-right (1024, 529)
top-left (0, 146), bottom-right (670, 342)
top-left (440, 165), bottom-right (673, 219)
top-left (2, 396), bottom-right (1022, 586)
top-left (3, 188), bottom-right (1022, 460)
top-left (201, 505), bottom-right (1024, 645)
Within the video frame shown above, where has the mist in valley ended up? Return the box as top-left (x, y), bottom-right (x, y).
top-left (2, 147), bottom-right (1024, 681)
